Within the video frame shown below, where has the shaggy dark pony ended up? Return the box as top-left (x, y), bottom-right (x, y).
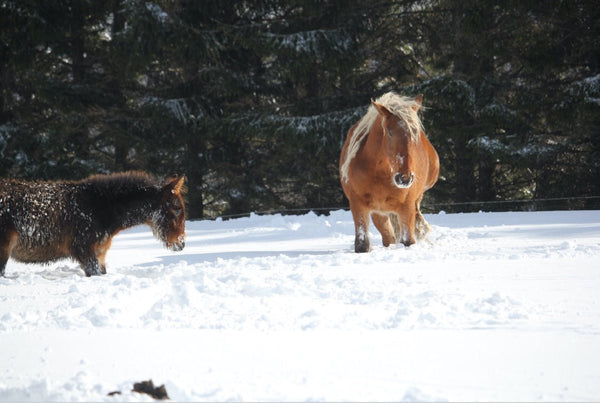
top-left (0, 171), bottom-right (186, 277)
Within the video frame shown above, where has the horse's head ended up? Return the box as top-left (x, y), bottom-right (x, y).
top-left (151, 175), bottom-right (186, 251)
top-left (372, 94), bottom-right (423, 189)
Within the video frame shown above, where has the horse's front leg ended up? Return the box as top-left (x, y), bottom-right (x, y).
top-left (350, 204), bottom-right (371, 253)
top-left (94, 238), bottom-right (112, 275)
top-left (80, 257), bottom-right (103, 277)
top-left (372, 212), bottom-right (396, 247)
top-left (72, 233), bottom-right (114, 276)
top-left (72, 246), bottom-right (103, 277)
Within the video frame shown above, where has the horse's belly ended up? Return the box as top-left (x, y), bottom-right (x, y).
top-left (11, 237), bottom-right (71, 264)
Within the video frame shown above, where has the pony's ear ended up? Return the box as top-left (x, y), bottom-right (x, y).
top-left (165, 175), bottom-right (185, 195)
top-left (372, 101), bottom-right (393, 119)
top-left (412, 94), bottom-right (424, 111)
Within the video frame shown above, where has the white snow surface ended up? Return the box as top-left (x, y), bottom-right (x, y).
top-left (1, 210), bottom-right (599, 401)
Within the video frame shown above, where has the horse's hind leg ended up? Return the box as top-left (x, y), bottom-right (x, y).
top-left (372, 212), bottom-right (396, 247)
top-left (0, 230), bottom-right (18, 276)
top-left (414, 195), bottom-right (431, 241)
top-left (415, 211), bottom-right (430, 240)
top-left (0, 252), bottom-right (7, 277)
top-left (392, 208), bottom-right (416, 246)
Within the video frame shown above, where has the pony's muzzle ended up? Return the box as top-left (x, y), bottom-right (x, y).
top-left (167, 234), bottom-right (185, 251)
top-left (394, 172), bottom-right (414, 188)
top-left (171, 240), bottom-right (185, 251)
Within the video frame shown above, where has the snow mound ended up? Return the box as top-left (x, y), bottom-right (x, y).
top-left (1, 210), bottom-right (599, 401)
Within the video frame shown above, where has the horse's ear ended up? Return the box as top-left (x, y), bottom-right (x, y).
top-left (372, 101), bottom-right (393, 119)
top-left (165, 175), bottom-right (185, 195)
top-left (413, 94), bottom-right (424, 111)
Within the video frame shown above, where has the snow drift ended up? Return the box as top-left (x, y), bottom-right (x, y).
top-left (0, 210), bottom-right (599, 401)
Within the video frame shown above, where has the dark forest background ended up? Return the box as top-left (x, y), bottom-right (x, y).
top-left (1, 0), bottom-right (599, 219)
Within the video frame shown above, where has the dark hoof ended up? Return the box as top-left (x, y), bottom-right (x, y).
top-left (354, 240), bottom-right (370, 253)
top-left (84, 268), bottom-right (102, 277)
top-left (401, 238), bottom-right (416, 247)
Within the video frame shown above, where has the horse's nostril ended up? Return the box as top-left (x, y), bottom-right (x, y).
top-left (394, 172), bottom-right (414, 188)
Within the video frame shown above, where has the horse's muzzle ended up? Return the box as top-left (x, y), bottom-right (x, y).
top-left (171, 240), bottom-right (185, 251)
top-left (167, 235), bottom-right (185, 251)
top-left (394, 172), bottom-right (414, 188)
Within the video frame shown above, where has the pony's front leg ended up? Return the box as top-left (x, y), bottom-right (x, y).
top-left (81, 257), bottom-right (103, 277)
top-left (350, 204), bottom-right (371, 253)
top-left (372, 212), bottom-right (396, 247)
top-left (72, 248), bottom-right (103, 277)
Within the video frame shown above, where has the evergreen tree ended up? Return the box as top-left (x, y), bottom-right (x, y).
top-left (413, 0), bottom-right (600, 210)
top-left (1, 0), bottom-right (598, 217)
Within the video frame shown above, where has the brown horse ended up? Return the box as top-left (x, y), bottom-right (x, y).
top-left (339, 92), bottom-right (439, 253)
top-left (0, 171), bottom-right (186, 277)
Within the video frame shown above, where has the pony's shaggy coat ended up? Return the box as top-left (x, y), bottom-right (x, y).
top-left (0, 171), bottom-right (186, 277)
top-left (339, 92), bottom-right (439, 253)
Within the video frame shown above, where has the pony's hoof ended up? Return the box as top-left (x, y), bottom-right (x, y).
top-left (401, 238), bottom-right (416, 247)
top-left (354, 242), bottom-right (370, 253)
top-left (84, 267), bottom-right (103, 277)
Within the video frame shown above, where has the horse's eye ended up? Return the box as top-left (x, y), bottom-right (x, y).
top-left (387, 127), bottom-right (393, 137)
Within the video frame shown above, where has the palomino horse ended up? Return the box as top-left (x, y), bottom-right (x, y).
top-left (340, 92), bottom-right (439, 252)
top-left (0, 171), bottom-right (186, 277)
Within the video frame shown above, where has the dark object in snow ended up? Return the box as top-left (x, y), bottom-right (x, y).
top-left (339, 92), bottom-right (439, 253)
top-left (107, 390), bottom-right (122, 396)
top-left (132, 379), bottom-right (169, 400)
top-left (0, 171), bottom-right (186, 277)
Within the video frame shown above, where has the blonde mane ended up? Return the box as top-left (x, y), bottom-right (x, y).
top-left (340, 92), bottom-right (424, 183)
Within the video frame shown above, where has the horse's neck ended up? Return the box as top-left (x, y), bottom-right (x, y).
top-left (362, 120), bottom-right (385, 159)
top-left (120, 197), bottom-right (155, 227)
top-left (86, 184), bottom-right (157, 231)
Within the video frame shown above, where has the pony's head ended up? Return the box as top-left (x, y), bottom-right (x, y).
top-left (372, 94), bottom-right (424, 189)
top-left (150, 175), bottom-right (186, 251)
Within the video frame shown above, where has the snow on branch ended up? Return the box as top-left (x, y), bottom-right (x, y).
top-left (570, 74), bottom-right (600, 106)
top-left (265, 29), bottom-right (352, 54)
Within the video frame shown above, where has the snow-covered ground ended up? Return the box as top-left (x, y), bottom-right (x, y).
top-left (1, 209), bottom-right (599, 401)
